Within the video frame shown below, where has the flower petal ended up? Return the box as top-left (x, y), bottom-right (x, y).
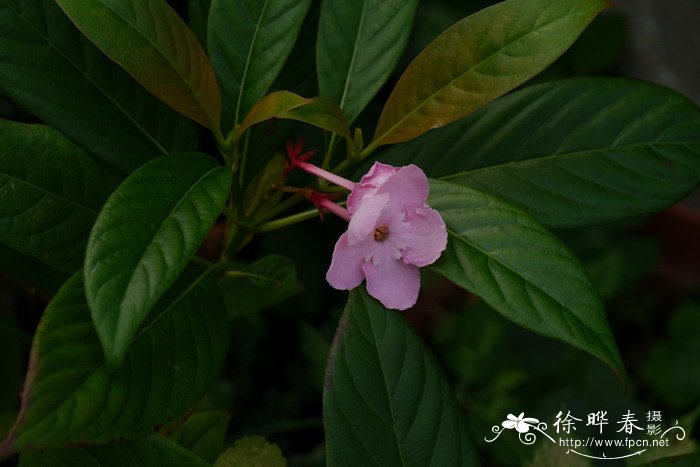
top-left (326, 233), bottom-right (367, 290)
top-left (347, 192), bottom-right (389, 245)
top-left (375, 165), bottom-right (430, 220)
top-left (347, 162), bottom-right (398, 213)
top-left (389, 207), bottom-right (447, 267)
top-left (362, 246), bottom-right (420, 310)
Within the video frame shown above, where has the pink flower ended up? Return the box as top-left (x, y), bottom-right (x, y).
top-left (326, 162), bottom-right (447, 310)
top-left (284, 140), bottom-right (447, 310)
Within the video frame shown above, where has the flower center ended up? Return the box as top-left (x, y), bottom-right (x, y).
top-left (373, 225), bottom-right (389, 241)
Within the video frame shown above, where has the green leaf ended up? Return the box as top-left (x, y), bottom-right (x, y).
top-left (280, 97), bottom-right (351, 140)
top-left (428, 179), bottom-right (625, 381)
top-left (370, 0), bottom-right (609, 148)
top-left (642, 303), bottom-right (700, 411)
top-left (270, 3), bottom-right (319, 98)
top-left (235, 91), bottom-right (312, 140)
top-left (317, 0), bottom-right (418, 124)
top-left (189, 0), bottom-right (211, 47)
top-left (377, 78), bottom-right (700, 228)
top-left (54, 0), bottom-right (222, 130)
top-left (19, 435), bottom-right (209, 467)
top-left (170, 411), bottom-right (230, 463)
top-left (0, 0), bottom-right (197, 172)
top-left (0, 120), bottom-right (120, 272)
top-left (208, 0), bottom-right (312, 129)
top-left (84, 154), bottom-right (231, 365)
top-left (219, 255), bottom-right (302, 318)
top-left (214, 436), bottom-right (286, 467)
top-left (0, 267), bottom-right (229, 453)
top-left (324, 288), bottom-right (479, 467)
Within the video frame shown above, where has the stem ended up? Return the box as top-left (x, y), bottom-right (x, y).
top-left (331, 158), bottom-right (351, 175)
top-left (255, 208), bottom-right (321, 232)
top-left (190, 255), bottom-right (213, 267)
top-left (360, 139), bottom-right (380, 159)
top-left (238, 130), bottom-right (251, 187)
top-left (214, 126), bottom-right (227, 152)
top-left (260, 193), bottom-right (303, 221)
top-left (223, 222), bottom-right (252, 258)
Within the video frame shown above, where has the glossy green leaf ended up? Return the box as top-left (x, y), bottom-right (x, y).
top-left (317, 0), bottom-right (418, 124)
top-left (270, 3), bottom-right (319, 98)
top-left (235, 91), bottom-right (312, 140)
top-left (219, 255), bottom-right (302, 318)
top-left (428, 179), bottom-right (625, 381)
top-left (19, 435), bottom-right (209, 467)
top-left (0, 120), bottom-right (120, 272)
top-left (214, 437), bottom-right (286, 467)
top-left (280, 97), bottom-right (351, 140)
top-left (209, 0), bottom-right (312, 130)
top-left (170, 411), bottom-right (230, 463)
top-left (85, 154), bottom-right (231, 365)
top-left (377, 78), bottom-right (700, 228)
top-left (0, 0), bottom-right (197, 172)
top-left (371, 0), bottom-right (609, 147)
top-left (0, 268), bottom-right (229, 453)
top-left (55, 0), bottom-right (222, 130)
top-left (324, 288), bottom-right (479, 467)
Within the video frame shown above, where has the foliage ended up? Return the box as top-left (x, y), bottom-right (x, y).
top-left (0, 0), bottom-right (699, 464)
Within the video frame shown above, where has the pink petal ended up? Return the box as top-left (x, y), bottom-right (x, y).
top-left (347, 192), bottom-right (389, 245)
top-left (362, 244), bottom-right (420, 310)
top-left (326, 233), bottom-right (366, 290)
top-left (347, 162), bottom-right (398, 213)
top-left (390, 207), bottom-right (447, 267)
top-left (375, 165), bottom-right (430, 219)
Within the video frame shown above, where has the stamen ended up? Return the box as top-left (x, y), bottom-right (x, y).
top-left (373, 225), bottom-right (389, 241)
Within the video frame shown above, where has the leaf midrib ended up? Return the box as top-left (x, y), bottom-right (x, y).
top-left (115, 166), bottom-right (223, 336)
top-left (19, 270), bottom-right (212, 443)
top-left (337, 0), bottom-right (367, 114)
top-left (234, 0), bottom-right (270, 125)
top-left (374, 5), bottom-right (591, 144)
top-left (438, 224), bottom-right (618, 368)
top-left (69, 0), bottom-right (214, 126)
top-left (2, 0), bottom-right (168, 155)
top-left (0, 172), bottom-right (99, 215)
top-left (362, 295), bottom-right (407, 467)
top-left (439, 141), bottom-right (700, 181)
